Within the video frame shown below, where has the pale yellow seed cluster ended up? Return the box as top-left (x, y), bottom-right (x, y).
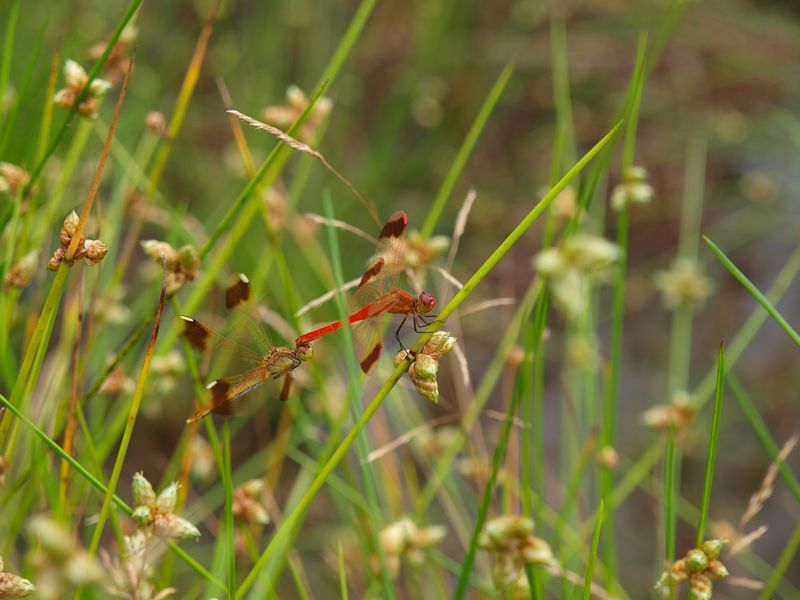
top-left (100, 530), bottom-right (176, 600)
top-left (375, 518), bottom-right (447, 579)
top-left (534, 234), bottom-right (620, 320)
top-left (232, 479), bottom-right (270, 527)
top-left (130, 472), bottom-right (200, 540)
top-left (611, 165), bottom-right (655, 212)
top-left (641, 390), bottom-right (696, 434)
top-left (87, 23), bottom-right (138, 84)
top-left (4, 251), bottom-right (38, 290)
top-left (478, 515), bottom-right (557, 598)
top-left (654, 258), bottom-right (713, 309)
top-left (26, 516), bottom-right (104, 599)
top-left (402, 230), bottom-right (450, 268)
top-left (149, 351), bottom-right (187, 396)
top-left (47, 210), bottom-right (108, 271)
top-left (53, 59), bottom-right (113, 120)
top-left (394, 331), bottom-right (457, 402)
top-left (656, 539), bottom-right (729, 600)
top-left (0, 162), bottom-right (33, 197)
top-left (0, 554), bottom-right (35, 598)
top-left (140, 240), bottom-right (200, 295)
top-left (262, 85), bottom-right (333, 142)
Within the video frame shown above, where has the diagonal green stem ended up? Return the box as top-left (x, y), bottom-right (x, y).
top-left (89, 273), bottom-right (167, 555)
top-left (704, 236), bottom-right (800, 348)
top-left (421, 61), bottom-right (515, 237)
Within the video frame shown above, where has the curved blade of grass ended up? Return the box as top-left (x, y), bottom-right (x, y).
top-left (235, 120), bottom-right (623, 598)
top-left (0, 391), bottom-right (224, 591)
top-left (420, 61), bottom-right (514, 237)
top-left (453, 383), bottom-right (521, 599)
top-left (22, 0), bottom-right (142, 195)
top-left (695, 342), bottom-right (725, 545)
top-left (704, 236), bottom-right (800, 348)
top-left (88, 260), bottom-right (168, 555)
top-left (582, 497), bottom-right (604, 600)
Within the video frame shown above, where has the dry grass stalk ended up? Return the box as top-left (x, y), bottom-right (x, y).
top-left (228, 109), bottom-right (380, 224)
top-left (738, 434), bottom-right (798, 530)
top-left (447, 188), bottom-right (476, 271)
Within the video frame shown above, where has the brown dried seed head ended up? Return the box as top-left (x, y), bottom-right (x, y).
top-left (47, 247), bottom-right (66, 272)
top-left (83, 239), bottom-right (108, 265)
top-left (145, 111), bottom-right (166, 134)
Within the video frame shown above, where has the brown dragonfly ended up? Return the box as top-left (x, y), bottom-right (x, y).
top-left (181, 273), bottom-right (312, 423)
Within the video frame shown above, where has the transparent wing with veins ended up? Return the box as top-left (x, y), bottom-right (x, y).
top-left (181, 273), bottom-right (308, 422)
top-left (350, 211), bottom-right (409, 373)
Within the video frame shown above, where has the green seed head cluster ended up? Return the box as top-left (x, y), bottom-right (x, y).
top-left (656, 539), bottom-right (729, 600)
top-left (478, 515), bottom-right (557, 598)
top-left (534, 234), bottom-right (620, 320)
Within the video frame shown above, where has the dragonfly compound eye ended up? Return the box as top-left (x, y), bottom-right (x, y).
top-left (418, 291), bottom-right (436, 313)
top-left (297, 344), bottom-right (313, 361)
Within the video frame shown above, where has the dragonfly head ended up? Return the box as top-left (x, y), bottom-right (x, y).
top-left (295, 343), bottom-right (313, 362)
top-left (417, 291), bottom-right (436, 314)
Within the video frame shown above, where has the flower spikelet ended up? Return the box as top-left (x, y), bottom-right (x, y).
top-left (394, 332), bottom-right (457, 402)
top-left (478, 515), bottom-right (557, 598)
top-left (130, 473), bottom-right (200, 541)
top-left (53, 59), bottom-right (113, 119)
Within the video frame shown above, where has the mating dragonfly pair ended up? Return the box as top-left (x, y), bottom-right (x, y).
top-left (181, 211), bottom-right (438, 423)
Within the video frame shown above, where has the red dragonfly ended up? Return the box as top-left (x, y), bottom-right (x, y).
top-left (294, 211), bottom-right (436, 373)
top-left (181, 273), bottom-right (312, 423)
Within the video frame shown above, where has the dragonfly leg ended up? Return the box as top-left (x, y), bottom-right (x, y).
top-left (395, 313), bottom-right (410, 352)
top-left (414, 313), bottom-right (443, 332)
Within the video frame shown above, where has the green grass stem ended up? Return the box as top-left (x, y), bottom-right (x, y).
top-left (695, 342), bottom-right (724, 546)
top-left (420, 61), bottom-right (514, 237)
top-left (582, 497), bottom-right (604, 600)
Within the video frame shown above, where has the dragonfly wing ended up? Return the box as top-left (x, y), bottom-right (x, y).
top-left (186, 366), bottom-right (271, 423)
top-left (226, 272), bottom-right (252, 310)
top-left (178, 316), bottom-right (263, 364)
top-left (379, 211), bottom-right (408, 241)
